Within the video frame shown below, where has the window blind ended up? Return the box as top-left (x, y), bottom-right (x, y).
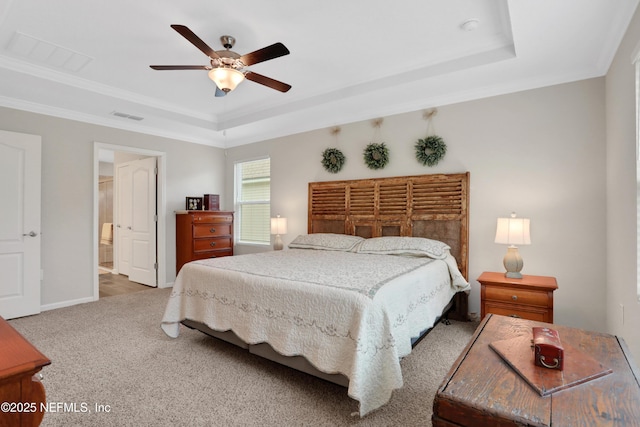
top-left (236, 158), bottom-right (270, 244)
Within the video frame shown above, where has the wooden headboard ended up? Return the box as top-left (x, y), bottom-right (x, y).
top-left (308, 172), bottom-right (470, 320)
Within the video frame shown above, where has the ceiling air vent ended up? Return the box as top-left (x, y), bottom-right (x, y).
top-left (7, 31), bottom-right (93, 72)
top-left (111, 111), bottom-right (144, 121)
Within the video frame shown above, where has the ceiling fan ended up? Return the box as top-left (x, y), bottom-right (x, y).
top-left (150, 25), bottom-right (291, 97)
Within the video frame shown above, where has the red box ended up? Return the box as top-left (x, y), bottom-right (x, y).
top-left (203, 194), bottom-right (219, 211)
top-left (533, 327), bottom-right (564, 371)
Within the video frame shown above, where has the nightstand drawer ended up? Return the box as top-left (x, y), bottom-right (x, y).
top-left (194, 237), bottom-right (232, 253)
top-left (193, 223), bottom-right (232, 238)
top-left (484, 303), bottom-right (548, 322)
top-left (484, 286), bottom-right (549, 307)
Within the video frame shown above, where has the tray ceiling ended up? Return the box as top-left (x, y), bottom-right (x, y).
top-left (0, 0), bottom-right (636, 147)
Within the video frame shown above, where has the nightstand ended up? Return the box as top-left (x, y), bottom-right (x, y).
top-left (478, 271), bottom-right (558, 323)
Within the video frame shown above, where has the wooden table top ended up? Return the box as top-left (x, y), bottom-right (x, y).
top-left (0, 317), bottom-right (50, 380)
top-left (433, 314), bottom-right (640, 426)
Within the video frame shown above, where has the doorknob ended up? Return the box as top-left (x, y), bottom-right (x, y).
top-left (23, 231), bottom-right (37, 237)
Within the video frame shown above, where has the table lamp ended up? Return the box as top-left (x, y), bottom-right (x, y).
top-left (495, 212), bottom-right (531, 279)
top-left (271, 215), bottom-right (288, 251)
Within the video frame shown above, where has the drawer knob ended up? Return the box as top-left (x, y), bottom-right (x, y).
top-left (210, 228), bottom-right (216, 233)
top-left (210, 242), bottom-right (216, 247)
top-left (511, 295), bottom-right (518, 301)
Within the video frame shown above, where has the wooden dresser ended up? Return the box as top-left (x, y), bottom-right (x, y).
top-left (176, 211), bottom-right (234, 274)
top-left (433, 314), bottom-right (640, 426)
top-left (0, 316), bottom-right (51, 427)
top-left (478, 271), bottom-right (558, 322)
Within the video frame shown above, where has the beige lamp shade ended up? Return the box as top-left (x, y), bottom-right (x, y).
top-left (270, 216), bottom-right (288, 235)
top-left (495, 215), bottom-right (531, 246)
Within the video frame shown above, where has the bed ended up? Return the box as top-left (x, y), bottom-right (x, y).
top-left (161, 172), bottom-right (471, 416)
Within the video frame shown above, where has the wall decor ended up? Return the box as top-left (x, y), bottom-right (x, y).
top-left (364, 118), bottom-right (389, 170)
top-left (321, 127), bottom-right (346, 173)
top-left (322, 147), bottom-right (346, 173)
top-left (415, 135), bottom-right (447, 166)
top-left (363, 142), bottom-right (389, 170)
top-left (415, 108), bottom-right (447, 167)
top-left (186, 197), bottom-right (203, 211)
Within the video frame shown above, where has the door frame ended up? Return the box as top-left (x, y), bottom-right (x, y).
top-left (92, 142), bottom-right (168, 300)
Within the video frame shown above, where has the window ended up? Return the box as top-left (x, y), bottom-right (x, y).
top-left (235, 158), bottom-right (270, 245)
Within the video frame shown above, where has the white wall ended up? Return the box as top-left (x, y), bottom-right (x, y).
top-left (226, 78), bottom-right (608, 337)
top-left (606, 6), bottom-right (640, 360)
top-left (0, 107), bottom-right (226, 307)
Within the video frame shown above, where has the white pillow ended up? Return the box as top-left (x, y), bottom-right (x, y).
top-left (288, 233), bottom-right (365, 252)
top-left (356, 236), bottom-right (450, 259)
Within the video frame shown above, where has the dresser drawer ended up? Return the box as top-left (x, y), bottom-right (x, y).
top-left (191, 249), bottom-right (233, 261)
top-left (484, 286), bottom-right (549, 307)
top-left (191, 214), bottom-right (233, 224)
top-left (194, 237), bottom-right (232, 253)
top-left (193, 223), bottom-right (232, 238)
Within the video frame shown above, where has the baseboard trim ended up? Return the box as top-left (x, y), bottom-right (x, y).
top-left (41, 296), bottom-right (95, 312)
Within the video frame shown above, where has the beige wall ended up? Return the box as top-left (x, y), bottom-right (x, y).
top-left (226, 78), bottom-right (608, 337)
top-left (0, 107), bottom-right (226, 307)
top-left (606, 6), bottom-right (640, 360)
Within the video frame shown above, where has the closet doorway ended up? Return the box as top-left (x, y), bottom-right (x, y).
top-left (93, 143), bottom-right (167, 300)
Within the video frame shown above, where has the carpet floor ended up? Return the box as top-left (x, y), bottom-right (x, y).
top-left (9, 288), bottom-right (478, 427)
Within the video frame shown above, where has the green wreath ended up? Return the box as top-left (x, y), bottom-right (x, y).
top-left (321, 148), bottom-right (346, 173)
top-left (415, 135), bottom-right (446, 167)
top-left (363, 142), bottom-right (389, 170)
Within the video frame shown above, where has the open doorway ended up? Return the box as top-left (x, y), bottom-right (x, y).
top-left (98, 152), bottom-right (114, 274)
top-left (92, 142), bottom-right (167, 300)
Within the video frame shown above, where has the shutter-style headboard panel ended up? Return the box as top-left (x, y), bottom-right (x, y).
top-left (308, 172), bottom-right (470, 280)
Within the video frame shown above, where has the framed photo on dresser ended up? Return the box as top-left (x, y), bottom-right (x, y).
top-left (185, 197), bottom-right (203, 211)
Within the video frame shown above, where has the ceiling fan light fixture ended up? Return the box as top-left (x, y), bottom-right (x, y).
top-left (208, 67), bottom-right (245, 92)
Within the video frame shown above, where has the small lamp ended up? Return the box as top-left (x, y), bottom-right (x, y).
top-left (494, 212), bottom-right (531, 279)
top-left (270, 215), bottom-right (288, 251)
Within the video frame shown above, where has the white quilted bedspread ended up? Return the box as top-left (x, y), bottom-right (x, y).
top-left (161, 249), bottom-right (469, 416)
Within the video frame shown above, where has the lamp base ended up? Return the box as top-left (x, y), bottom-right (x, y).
top-left (505, 271), bottom-right (523, 279)
top-left (273, 234), bottom-right (283, 251)
top-left (503, 246), bottom-right (524, 279)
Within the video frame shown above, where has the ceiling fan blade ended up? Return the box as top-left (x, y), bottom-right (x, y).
top-left (150, 65), bottom-right (209, 70)
top-left (170, 24), bottom-right (220, 59)
top-left (240, 42), bottom-right (289, 66)
top-left (245, 72), bottom-right (291, 93)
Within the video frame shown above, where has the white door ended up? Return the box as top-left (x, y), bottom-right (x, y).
top-left (0, 130), bottom-right (41, 319)
top-left (128, 157), bottom-right (157, 286)
top-left (116, 162), bottom-right (132, 276)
